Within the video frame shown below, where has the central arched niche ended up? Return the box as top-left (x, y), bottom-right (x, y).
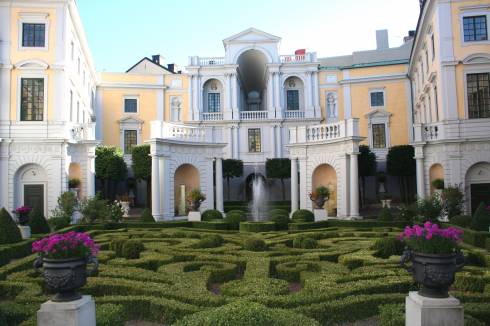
top-left (174, 164), bottom-right (200, 216)
top-left (237, 49), bottom-right (268, 111)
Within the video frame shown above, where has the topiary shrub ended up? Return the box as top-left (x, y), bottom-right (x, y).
top-left (49, 191), bottom-right (77, 230)
top-left (201, 209), bottom-right (223, 221)
top-left (0, 208), bottom-right (22, 244)
top-left (291, 209), bottom-right (314, 222)
top-left (465, 251), bottom-right (487, 267)
top-left (121, 240), bottom-right (145, 259)
top-left (417, 196), bottom-right (442, 223)
top-left (194, 234), bottom-right (224, 248)
top-left (243, 238), bottom-right (267, 251)
top-left (239, 222), bottom-right (276, 232)
top-left (378, 207), bottom-right (393, 221)
top-left (140, 208), bottom-right (155, 222)
top-left (471, 202), bottom-right (490, 232)
top-left (268, 209), bottom-right (289, 217)
top-left (372, 237), bottom-right (405, 258)
top-left (292, 236), bottom-right (317, 249)
top-left (225, 211), bottom-right (247, 230)
top-left (450, 215), bottom-right (472, 228)
top-left (270, 213), bottom-right (290, 230)
top-left (96, 304), bottom-right (126, 326)
top-left (110, 239), bottom-right (127, 257)
top-left (28, 207), bottom-right (50, 234)
top-left (379, 304), bottom-right (404, 326)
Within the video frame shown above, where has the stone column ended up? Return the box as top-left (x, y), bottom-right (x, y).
top-left (416, 157), bottom-right (425, 199)
top-left (188, 75), bottom-right (194, 121)
top-left (0, 142), bottom-right (8, 210)
top-left (267, 72), bottom-right (274, 111)
top-left (158, 157), bottom-right (166, 219)
top-left (291, 158), bottom-right (299, 214)
top-left (274, 72), bottom-right (281, 112)
top-left (151, 155), bottom-right (161, 220)
top-left (224, 73), bottom-right (233, 120)
top-left (270, 125), bottom-right (277, 158)
top-left (231, 73), bottom-right (238, 119)
top-left (215, 158), bottom-right (224, 212)
top-left (86, 154), bottom-right (95, 198)
top-left (313, 71), bottom-right (320, 118)
top-left (349, 153), bottom-right (360, 219)
top-left (298, 157), bottom-right (307, 209)
top-left (233, 125), bottom-right (239, 159)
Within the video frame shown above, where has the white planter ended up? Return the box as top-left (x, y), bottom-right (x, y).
top-left (381, 200), bottom-right (387, 208)
top-left (314, 209), bottom-right (328, 221)
top-left (18, 225), bottom-right (31, 239)
top-left (120, 201), bottom-right (130, 218)
top-left (188, 211), bottom-right (201, 222)
top-left (386, 199), bottom-right (392, 208)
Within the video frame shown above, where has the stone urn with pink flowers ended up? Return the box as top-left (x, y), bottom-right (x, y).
top-left (400, 222), bottom-right (465, 298)
top-left (33, 231), bottom-right (99, 302)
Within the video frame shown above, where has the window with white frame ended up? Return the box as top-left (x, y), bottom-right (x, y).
top-left (372, 124), bottom-right (386, 148)
top-left (22, 23), bottom-right (45, 47)
top-left (286, 90), bottom-right (300, 110)
top-left (20, 78), bottom-right (44, 121)
top-left (124, 130), bottom-right (137, 154)
top-left (463, 15), bottom-right (488, 42)
top-left (124, 98), bottom-right (138, 113)
top-left (370, 90), bottom-right (385, 108)
top-left (248, 128), bottom-right (261, 153)
top-left (467, 72), bottom-right (490, 119)
top-left (208, 93), bottom-right (220, 112)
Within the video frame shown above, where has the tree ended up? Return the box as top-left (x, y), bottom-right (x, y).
top-left (95, 146), bottom-right (128, 200)
top-left (28, 207), bottom-right (50, 234)
top-left (471, 202), bottom-right (490, 232)
top-left (265, 158), bottom-right (291, 201)
top-left (0, 208), bottom-right (22, 244)
top-left (132, 145), bottom-right (152, 207)
top-left (222, 159), bottom-right (243, 201)
top-left (358, 145), bottom-right (377, 207)
top-left (387, 145), bottom-right (416, 204)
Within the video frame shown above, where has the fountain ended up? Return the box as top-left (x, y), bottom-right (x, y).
top-left (250, 175), bottom-right (266, 221)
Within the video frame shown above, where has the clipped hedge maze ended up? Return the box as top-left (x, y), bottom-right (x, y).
top-left (1, 226), bottom-right (490, 325)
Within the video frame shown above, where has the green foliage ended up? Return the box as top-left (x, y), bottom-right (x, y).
top-left (292, 236), bottom-right (318, 249)
top-left (0, 208), bottom-right (22, 245)
top-left (109, 239), bottom-right (126, 257)
top-left (265, 158), bottom-right (291, 200)
top-left (79, 193), bottom-right (108, 223)
top-left (358, 145), bottom-right (377, 178)
top-left (68, 178), bottom-right (81, 188)
top-left (450, 215), bottom-right (472, 228)
top-left (201, 210), bottom-right (223, 221)
top-left (465, 251), bottom-right (487, 267)
top-left (96, 304), bottom-right (126, 326)
top-left (243, 238), bottom-right (267, 251)
top-left (224, 211), bottom-right (247, 230)
top-left (49, 191), bottom-right (77, 230)
top-left (268, 209), bottom-right (289, 216)
top-left (121, 240), bottom-right (145, 259)
top-left (107, 202), bottom-right (124, 222)
top-left (471, 202), bottom-right (490, 232)
top-left (416, 196), bottom-right (442, 223)
top-left (270, 213), bottom-right (290, 230)
top-left (372, 238), bottom-right (405, 258)
top-left (193, 234), bottom-right (224, 248)
top-left (397, 203), bottom-right (417, 222)
top-left (442, 184), bottom-right (464, 218)
top-left (453, 273), bottom-right (486, 293)
top-left (291, 209), bottom-right (314, 222)
top-left (314, 186), bottom-right (330, 198)
top-left (140, 208), bottom-right (155, 222)
top-left (379, 304), bottom-right (404, 326)
top-left (463, 229), bottom-right (490, 248)
top-left (27, 207), bottom-right (50, 234)
top-left (431, 178), bottom-right (444, 190)
top-left (187, 188), bottom-right (205, 202)
top-left (378, 207), bottom-right (394, 221)
top-left (95, 146), bottom-right (128, 182)
top-left (131, 145), bottom-right (151, 181)
top-left (239, 222), bottom-right (276, 232)
top-left (386, 145), bottom-right (416, 177)
top-left (223, 159), bottom-right (243, 200)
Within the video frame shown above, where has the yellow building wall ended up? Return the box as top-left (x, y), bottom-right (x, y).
top-left (163, 75), bottom-right (190, 122)
top-left (318, 70), bottom-right (344, 120)
top-left (349, 65), bottom-right (407, 78)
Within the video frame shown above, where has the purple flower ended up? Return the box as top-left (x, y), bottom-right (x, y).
top-left (32, 232), bottom-right (99, 259)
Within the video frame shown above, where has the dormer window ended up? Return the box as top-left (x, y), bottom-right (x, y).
top-left (22, 23), bottom-right (45, 47)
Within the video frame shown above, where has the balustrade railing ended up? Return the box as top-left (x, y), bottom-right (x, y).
top-left (71, 123), bottom-right (95, 141)
top-left (151, 121), bottom-right (213, 142)
top-left (289, 119), bottom-right (359, 144)
top-left (240, 111), bottom-right (268, 120)
top-left (201, 112), bottom-right (223, 121)
top-left (284, 111), bottom-right (305, 119)
top-left (199, 57), bottom-right (225, 66)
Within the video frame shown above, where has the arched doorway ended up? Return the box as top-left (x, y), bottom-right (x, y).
top-left (237, 49), bottom-right (268, 111)
top-left (465, 162), bottom-right (490, 214)
top-left (429, 163), bottom-right (444, 194)
top-left (14, 163), bottom-right (48, 216)
top-left (174, 164), bottom-right (200, 216)
top-left (245, 173), bottom-right (266, 202)
top-left (312, 164), bottom-right (337, 215)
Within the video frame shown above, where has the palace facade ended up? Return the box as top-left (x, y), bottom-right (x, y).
top-left (0, 0), bottom-right (489, 220)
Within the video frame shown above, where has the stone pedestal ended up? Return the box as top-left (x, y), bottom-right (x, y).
top-left (18, 225), bottom-right (31, 239)
top-left (405, 291), bottom-right (463, 326)
top-left (37, 295), bottom-right (96, 326)
top-left (188, 211), bottom-right (201, 222)
top-left (314, 209), bottom-right (328, 221)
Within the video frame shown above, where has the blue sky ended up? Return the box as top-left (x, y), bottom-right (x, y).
top-left (77, 0), bottom-right (421, 72)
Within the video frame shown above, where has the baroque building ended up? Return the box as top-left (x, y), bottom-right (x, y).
top-left (0, 0), bottom-right (489, 220)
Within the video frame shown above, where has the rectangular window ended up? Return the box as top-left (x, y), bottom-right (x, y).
top-left (124, 98), bottom-right (138, 113)
top-left (208, 93), bottom-right (220, 112)
top-left (372, 123), bottom-right (386, 148)
top-left (22, 23), bottom-right (45, 47)
top-left (124, 130), bottom-right (137, 154)
top-left (463, 16), bottom-right (488, 42)
top-left (20, 78), bottom-right (44, 121)
top-left (248, 128), bottom-right (261, 153)
top-left (286, 90), bottom-right (300, 110)
top-left (467, 73), bottom-right (490, 119)
top-left (370, 91), bottom-right (384, 107)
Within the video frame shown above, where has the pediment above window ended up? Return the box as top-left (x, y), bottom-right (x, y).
top-left (463, 53), bottom-right (490, 65)
top-left (118, 116), bottom-right (145, 125)
top-left (364, 109), bottom-right (392, 119)
top-left (223, 28), bottom-right (281, 45)
top-left (14, 59), bottom-right (49, 70)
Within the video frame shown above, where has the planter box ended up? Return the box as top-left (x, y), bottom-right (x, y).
top-left (314, 209), bottom-right (328, 222)
top-left (188, 211), bottom-right (201, 222)
top-left (18, 225), bottom-right (31, 239)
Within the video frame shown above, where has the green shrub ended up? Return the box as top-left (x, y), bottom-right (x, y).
top-left (372, 238), bottom-right (405, 258)
top-left (464, 229), bottom-right (490, 248)
top-left (471, 202), bottom-right (490, 232)
top-left (442, 185), bottom-right (464, 218)
top-left (243, 238), bottom-right (267, 251)
top-left (0, 208), bottom-right (22, 245)
top-left (107, 202), bottom-right (124, 222)
top-left (96, 304), bottom-right (125, 326)
top-left (397, 203), bottom-right (417, 222)
top-left (239, 222), bottom-right (276, 232)
top-left (121, 240), bottom-right (145, 259)
top-left (270, 213), bottom-right (290, 230)
top-left (465, 315), bottom-right (486, 326)
top-left (109, 239), bottom-right (127, 257)
top-left (48, 216), bottom-right (71, 231)
top-left (224, 211), bottom-right (247, 230)
top-left (80, 193), bottom-right (109, 223)
top-left (191, 221), bottom-right (229, 230)
top-left (201, 210), bottom-right (223, 221)
top-left (450, 215), bottom-right (472, 228)
top-left (193, 234), bottom-right (224, 248)
top-left (378, 207), bottom-right (393, 221)
top-left (453, 274), bottom-right (486, 292)
top-left (291, 209), bottom-right (314, 222)
top-left (292, 236), bottom-right (318, 249)
top-left (465, 251), bottom-right (487, 267)
top-left (0, 302), bottom-right (35, 326)
top-left (140, 208), bottom-right (155, 222)
top-left (49, 191), bottom-right (77, 230)
top-left (27, 207), bottom-right (50, 234)
top-left (417, 195), bottom-right (442, 223)
top-left (486, 238), bottom-right (490, 251)
top-left (379, 304), bottom-right (404, 326)
top-left (268, 208), bottom-right (289, 216)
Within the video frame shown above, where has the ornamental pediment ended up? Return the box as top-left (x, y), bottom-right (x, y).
top-left (364, 109), bottom-right (392, 119)
top-left (223, 28), bottom-right (281, 45)
top-left (118, 116), bottom-right (145, 125)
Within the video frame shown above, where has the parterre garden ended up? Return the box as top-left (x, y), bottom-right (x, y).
top-left (1, 219), bottom-right (490, 326)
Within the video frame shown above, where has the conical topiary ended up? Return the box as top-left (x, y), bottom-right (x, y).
top-left (140, 208), bottom-right (155, 222)
top-left (471, 202), bottom-right (490, 232)
top-left (0, 207), bottom-right (22, 244)
top-left (28, 207), bottom-right (51, 234)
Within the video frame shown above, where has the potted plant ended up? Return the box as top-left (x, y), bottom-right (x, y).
top-left (33, 231), bottom-right (99, 302)
top-left (400, 221), bottom-right (465, 298)
top-left (431, 178), bottom-right (444, 196)
top-left (14, 206), bottom-right (32, 239)
top-left (68, 178), bottom-right (81, 198)
top-left (379, 193), bottom-right (393, 208)
top-left (309, 186), bottom-right (330, 209)
top-left (116, 194), bottom-right (130, 218)
top-left (187, 188), bottom-right (206, 212)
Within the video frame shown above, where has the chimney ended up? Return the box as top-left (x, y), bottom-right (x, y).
top-left (376, 30), bottom-right (389, 50)
top-left (151, 54), bottom-right (165, 66)
top-left (404, 30), bottom-right (416, 43)
top-left (167, 63), bottom-right (178, 73)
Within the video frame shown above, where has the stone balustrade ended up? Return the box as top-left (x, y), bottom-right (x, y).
top-left (240, 110), bottom-right (268, 120)
top-left (289, 119), bottom-right (359, 144)
top-left (150, 121), bottom-right (218, 143)
top-left (414, 119), bottom-right (490, 143)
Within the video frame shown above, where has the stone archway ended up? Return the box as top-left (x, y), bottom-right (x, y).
top-left (429, 163), bottom-right (444, 195)
top-left (312, 164), bottom-right (337, 215)
top-left (14, 163), bottom-right (48, 216)
top-left (174, 164), bottom-right (200, 216)
top-left (465, 162), bottom-right (490, 214)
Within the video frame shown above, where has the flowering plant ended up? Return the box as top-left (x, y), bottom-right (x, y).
top-left (187, 189), bottom-right (206, 203)
top-left (399, 221), bottom-right (463, 254)
top-left (32, 231), bottom-right (99, 259)
top-left (15, 206), bottom-right (32, 215)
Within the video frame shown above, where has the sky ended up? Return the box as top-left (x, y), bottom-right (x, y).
top-left (77, 0), bottom-right (421, 72)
